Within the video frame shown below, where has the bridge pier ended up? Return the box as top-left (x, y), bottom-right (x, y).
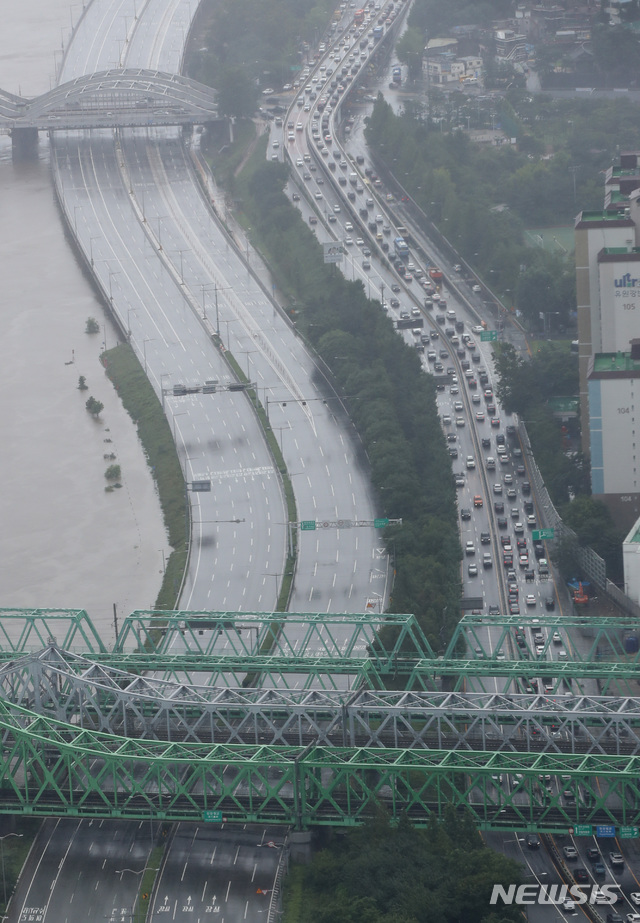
top-left (289, 830), bottom-right (312, 864)
top-left (11, 127), bottom-right (39, 160)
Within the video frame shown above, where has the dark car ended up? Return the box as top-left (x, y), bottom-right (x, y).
top-left (494, 501), bottom-right (505, 513)
top-left (482, 437), bottom-right (491, 448)
top-left (586, 848), bottom-right (601, 862)
top-left (526, 834), bottom-right (541, 849)
top-left (448, 447), bottom-right (458, 457)
top-left (522, 481), bottom-right (531, 495)
top-left (497, 517), bottom-right (508, 529)
top-left (574, 868), bottom-right (589, 883)
top-left (460, 508), bottom-right (471, 520)
top-left (545, 596), bottom-right (555, 611)
top-left (480, 532), bottom-right (491, 544)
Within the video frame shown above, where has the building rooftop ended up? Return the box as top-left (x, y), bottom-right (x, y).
top-left (592, 352), bottom-right (640, 373)
top-left (575, 210), bottom-right (631, 227)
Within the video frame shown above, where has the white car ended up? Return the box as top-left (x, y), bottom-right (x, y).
top-left (525, 594), bottom-right (536, 607)
top-left (630, 894), bottom-right (640, 906)
top-left (472, 324), bottom-right (484, 333)
top-left (344, 237), bottom-right (354, 246)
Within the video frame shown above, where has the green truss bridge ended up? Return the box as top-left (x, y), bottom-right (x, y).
top-left (0, 608), bottom-right (639, 832)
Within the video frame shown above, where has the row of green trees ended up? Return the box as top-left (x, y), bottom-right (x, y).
top-left (364, 95), bottom-right (579, 332)
top-left (236, 152), bottom-right (462, 648)
top-left (284, 808), bottom-right (524, 923)
top-left (190, 0), bottom-right (337, 117)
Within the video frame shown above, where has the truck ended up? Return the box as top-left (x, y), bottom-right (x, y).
top-left (354, 7), bottom-right (365, 24)
top-left (373, 25), bottom-right (383, 40)
top-left (396, 316), bottom-right (423, 330)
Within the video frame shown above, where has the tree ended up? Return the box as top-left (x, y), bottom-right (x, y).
top-left (85, 317), bottom-right (100, 334)
top-left (217, 66), bottom-right (257, 119)
top-left (395, 28), bottom-right (425, 81)
top-left (104, 464), bottom-right (121, 480)
top-left (85, 396), bottom-right (104, 417)
top-left (77, 376), bottom-right (88, 390)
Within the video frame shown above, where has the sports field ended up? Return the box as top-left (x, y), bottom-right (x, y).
top-left (524, 227), bottom-right (574, 254)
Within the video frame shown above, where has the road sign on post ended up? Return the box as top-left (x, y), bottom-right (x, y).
top-left (596, 825), bottom-right (616, 838)
top-left (620, 826), bottom-right (639, 838)
top-left (300, 520), bottom-right (316, 531)
top-left (532, 528), bottom-right (555, 541)
top-left (572, 824), bottom-right (592, 836)
top-left (203, 810), bottom-right (223, 822)
top-left (480, 330), bottom-right (498, 342)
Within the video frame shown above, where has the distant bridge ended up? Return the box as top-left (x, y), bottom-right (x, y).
top-left (0, 68), bottom-right (219, 135)
top-left (0, 608), bottom-right (639, 831)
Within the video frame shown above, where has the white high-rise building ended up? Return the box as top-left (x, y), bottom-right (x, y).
top-left (575, 152), bottom-right (640, 530)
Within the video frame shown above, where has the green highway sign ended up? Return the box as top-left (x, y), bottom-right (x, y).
top-left (300, 520), bottom-right (316, 531)
top-left (374, 518), bottom-right (389, 528)
top-left (532, 528), bottom-right (555, 541)
top-left (572, 825), bottom-right (592, 836)
top-left (620, 826), bottom-right (639, 839)
top-left (203, 810), bottom-right (223, 822)
top-left (480, 330), bottom-right (498, 342)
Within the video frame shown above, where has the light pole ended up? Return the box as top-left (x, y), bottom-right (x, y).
top-left (241, 349), bottom-right (259, 379)
top-left (0, 833), bottom-right (23, 907)
top-left (108, 269), bottom-right (120, 303)
top-left (169, 248), bottom-right (187, 285)
top-left (142, 337), bottom-right (154, 374)
top-left (89, 235), bottom-right (100, 266)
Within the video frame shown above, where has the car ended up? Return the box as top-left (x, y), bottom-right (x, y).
top-left (491, 417), bottom-right (501, 428)
top-left (563, 845), bottom-right (578, 859)
top-left (630, 894), bottom-right (640, 906)
top-left (494, 501), bottom-right (504, 514)
top-left (472, 393), bottom-right (481, 404)
top-left (593, 862), bottom-right (607, 877)
top-left (466, 456), bottom-right (475, 469)
top-left (448, 446), bottom-right (458, 457)
top-left (460, 508), bottom-right (471, 520)
top-left (314, 191), bottom-right (323, 200)
top-left (475, 411), bottom-right (485, 422)
top-left (493, 484), bottom-right (503, 494)
top-left (468, 563), bottom-right (478, 577)
top-left (610, 852), bottom-right (625, 868)
top-left (391, 283), bottom-right (401, 293)
top-left (586, 847), bottom-right (601, 862)
top-left (497, 516), bottom-right (507, 529)
top-left (504, 473), bottom-right (513, 485)
top-left (552, 631), bottom-right (562, 644)
top-left (480, 532), bottom-right (491, 544)
top-left (574, 868), bottom-right (589, 883)
top-left (526, 834), bottom-right (541, 849)
top-left (481, 437), bottom-right (491, 448)
top-left (292, 192), bottom-right (300, 202)
top-left (473, 495), bottom-right (483, 508)
top-left (606, 915), bottom-right (623, 923)
top-left (525, 594), bottom-right (536, 607)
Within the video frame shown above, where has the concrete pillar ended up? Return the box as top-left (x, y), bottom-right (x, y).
top-left (11, 127), bottom-right (39, 160)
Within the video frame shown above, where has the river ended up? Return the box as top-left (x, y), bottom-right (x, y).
top-left (0, 0), bottom-right (169, 644)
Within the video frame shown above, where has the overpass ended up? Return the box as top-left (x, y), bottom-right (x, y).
top-left (0, 69), bottom-right (219, 148)
top-left (0, 608), bottom-right (639, 831)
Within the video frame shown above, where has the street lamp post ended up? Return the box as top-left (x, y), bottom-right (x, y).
top-left (0, 833), bottom-right (23, 907)
top-left (89, 235), bottom-right (100, 267)
top-left (142, 337), bottom-right (154, 374)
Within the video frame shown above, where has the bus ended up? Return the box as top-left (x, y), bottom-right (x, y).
top-left (354, 8), bottom-right (365, 25)
top-left (394, 236), bottom-right (409, 258)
